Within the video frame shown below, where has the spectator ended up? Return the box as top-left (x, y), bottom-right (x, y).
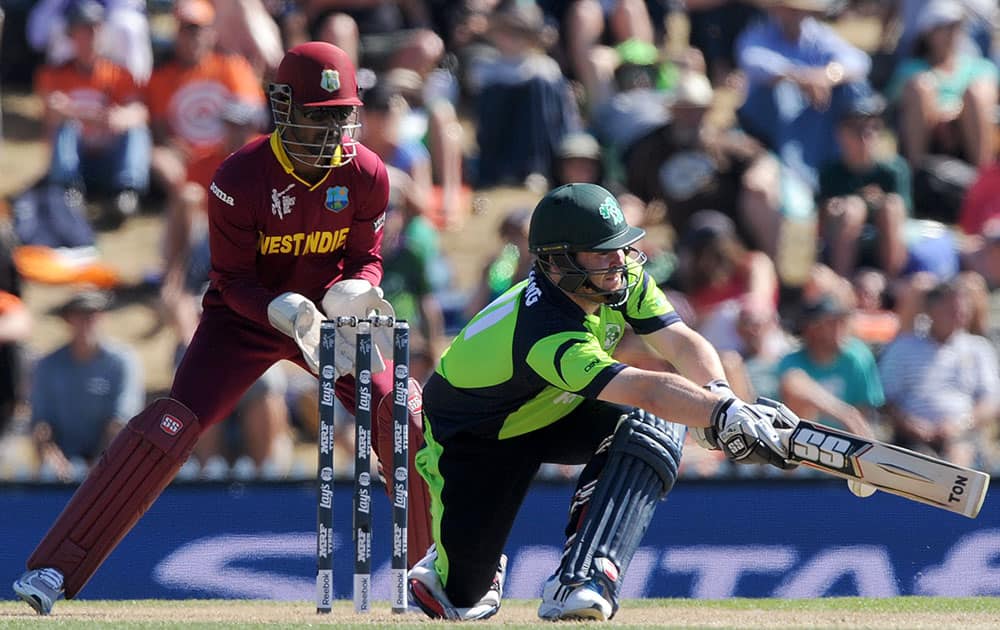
top-left (673, 209), bottom-right (779, 352)
top-left (736, 0), bottom-right (873, 191)
top-left (34, 0), bottom-right (151, 229)
top-left (879, 279), bottom-right (1000, 466)
top-left (777, 293), bottom-right (883, 437)
top-left (298, 0), bottom-right (444, 76)
top-left (361, 78), bottom-right (436, 220)
top-left (379, 67), bottom-right (469, 230)
top-left (28, 0), bottom-right (153, 85)
top-left (538, 0), bottom-right (658, 108)
top-left (849, 267), bottom-right (900, 350)
top-left (286, 367), bottom-right (356, 477)
top-left (817, 94), bottom-right (910, 278)
top-left (192, 363), bottom-right (294, 475)
top-left (958, 161), bottom-right (1000, 236)
top-left (465, 207), bottom-right (534, 318)
top-left (589, 40), bottom-right (673, 192)
top-left (0, 220), bottom-right (30, 439)
top-left (960, 218), bottom-right (1000, 290)
top-left (685, 0), bottom-right (764, 87)
top-left (551, 131), bottom-right (603, 188)
top-left (213, 0), bottom-right (285, 79)
top-left (146, 0), bottom-right (265, 302)
top-left (378, 167), bottom-right (447, 373)
top-left (719, 297), bottom-right (792, 402)
top-left (873, 0), bottom-right (996, 88)
top-left (159, 101), bottom-right (266, 368)
top-left (885, 0), bottom-right (998, 170)
top-left (621, 70), bottom-right (769, 245)
top-left (471, 1), bottom-right (580, 189)
top-left (29, 290), bottom-right (144, 481)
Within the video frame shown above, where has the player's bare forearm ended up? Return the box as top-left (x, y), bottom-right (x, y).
top-left (599, 366), bottom-right (717, 428)
top-left (644, 322), bottom-right (726, 387)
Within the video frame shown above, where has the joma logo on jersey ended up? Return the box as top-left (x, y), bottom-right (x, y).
top-left (210, 182), bottom-right (234, 206)
top-left (325, 186), bottom-right (349, 212)
top-left (258, 228), bottom-right (351, 255)
top-left (599, 197), bottom-right (623, 224)
top-left (271, 184), bottom-right (296, 219)
top-left (603, 323), bottom-right (622, 350)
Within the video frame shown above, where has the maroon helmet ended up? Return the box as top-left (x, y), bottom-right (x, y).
top-left (268, 42), bottom-right (362, 168)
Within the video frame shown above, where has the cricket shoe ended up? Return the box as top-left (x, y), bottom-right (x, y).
top-left (408, 544), bottom-right (507, 621)
top-left (13, 568), bottom-right (65, 615)
top-left (538, 560), bottom-right (618, 621)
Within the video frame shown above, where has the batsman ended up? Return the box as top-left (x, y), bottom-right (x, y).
top-left (407, 183), bottom-right (805, 621)
top-left (13, 42), bottom-right (432, 615)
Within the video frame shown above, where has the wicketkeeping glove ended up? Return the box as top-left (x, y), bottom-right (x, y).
top-left (322, 279), bottom-right (394, 375)
top-left (267, 292), bottom-right (323, 374)
top-left (710, 395), bottom-right (800, 470)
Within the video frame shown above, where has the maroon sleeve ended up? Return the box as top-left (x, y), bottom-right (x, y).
top-left (332, 151), bottom-right (390, 288)
top-left (206, 161), bottom-right (276, 328)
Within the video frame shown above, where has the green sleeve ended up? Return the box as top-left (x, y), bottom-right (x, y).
top-left (624, 268), bottom-right (680, 334)
top-left (526, 331), bottom-right (623, 396)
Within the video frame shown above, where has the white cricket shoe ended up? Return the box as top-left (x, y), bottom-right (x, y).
top-left (13, 568), bottom-right (65, 615)
top-left (538, 573), bottom-right (615, 621)
top-left (408, 544), bottom-right (507, 621)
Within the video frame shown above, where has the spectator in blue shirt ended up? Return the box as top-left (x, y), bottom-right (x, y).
top-left (778, 293), bottom-right (884, 437)
top-left (736, 0), bottom-right (873, 191)
top-left (30, 290), bottom-right (143, 481)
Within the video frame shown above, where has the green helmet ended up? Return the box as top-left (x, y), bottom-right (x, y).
top-left (528, 183), bottom-right (646, 306)
top-left (528, 183), bottom-right (646, 254)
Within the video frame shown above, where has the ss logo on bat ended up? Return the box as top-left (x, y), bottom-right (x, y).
top-left (792, 427), bottom-right (852, 470)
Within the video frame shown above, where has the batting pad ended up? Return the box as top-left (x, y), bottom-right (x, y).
top-left (560, 410), bottom-right (685, 600)
top-left (27, 398), bottom-right (201, 598)
top-left (374, 378), bottom-right (433, 566)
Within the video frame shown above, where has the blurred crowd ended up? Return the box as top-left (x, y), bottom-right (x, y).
top-left (1, 0), bottom-right (1000, 482)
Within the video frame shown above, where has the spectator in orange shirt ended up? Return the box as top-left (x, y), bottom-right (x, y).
top-left (146, 0), bottom-right (266, 307)
top-left (35, 0), bottom-right (151, 229)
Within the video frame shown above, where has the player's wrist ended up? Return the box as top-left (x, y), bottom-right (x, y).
top-left (704, 379), bottom-right (733, 397)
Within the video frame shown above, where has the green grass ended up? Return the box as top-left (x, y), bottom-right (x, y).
top-left (1, 597), bottom-right (999, 629)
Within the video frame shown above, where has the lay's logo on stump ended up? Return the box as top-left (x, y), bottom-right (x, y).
top-left (160, 415), bottom-right (183, 436)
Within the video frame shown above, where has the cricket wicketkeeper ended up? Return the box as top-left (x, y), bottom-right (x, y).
top-left (407, 183), bottom-right (804, 621)
top-left (13, 42), bottom-right (432, 615)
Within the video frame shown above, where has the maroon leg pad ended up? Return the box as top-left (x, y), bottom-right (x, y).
top-left (374, 378), bottom-right (433, 568)
top-left (27, 398), bottom-right (201, 598)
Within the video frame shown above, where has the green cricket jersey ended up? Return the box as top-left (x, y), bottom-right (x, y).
top-left (423, 263), bottom-right (680, 440)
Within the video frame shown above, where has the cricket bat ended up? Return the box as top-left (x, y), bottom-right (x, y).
top-left (786, 420), bottom-right (991, 518)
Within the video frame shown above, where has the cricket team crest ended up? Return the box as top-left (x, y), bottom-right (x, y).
top-left (320, 69), bottom-right (340, 93)
top-left (326, 186), bottom-right (349, 212)
top-left (603, 323), bottom-right (623, 350)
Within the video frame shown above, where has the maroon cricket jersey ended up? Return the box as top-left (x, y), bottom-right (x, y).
top-left (202, 132), bottom-right (390, 329)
